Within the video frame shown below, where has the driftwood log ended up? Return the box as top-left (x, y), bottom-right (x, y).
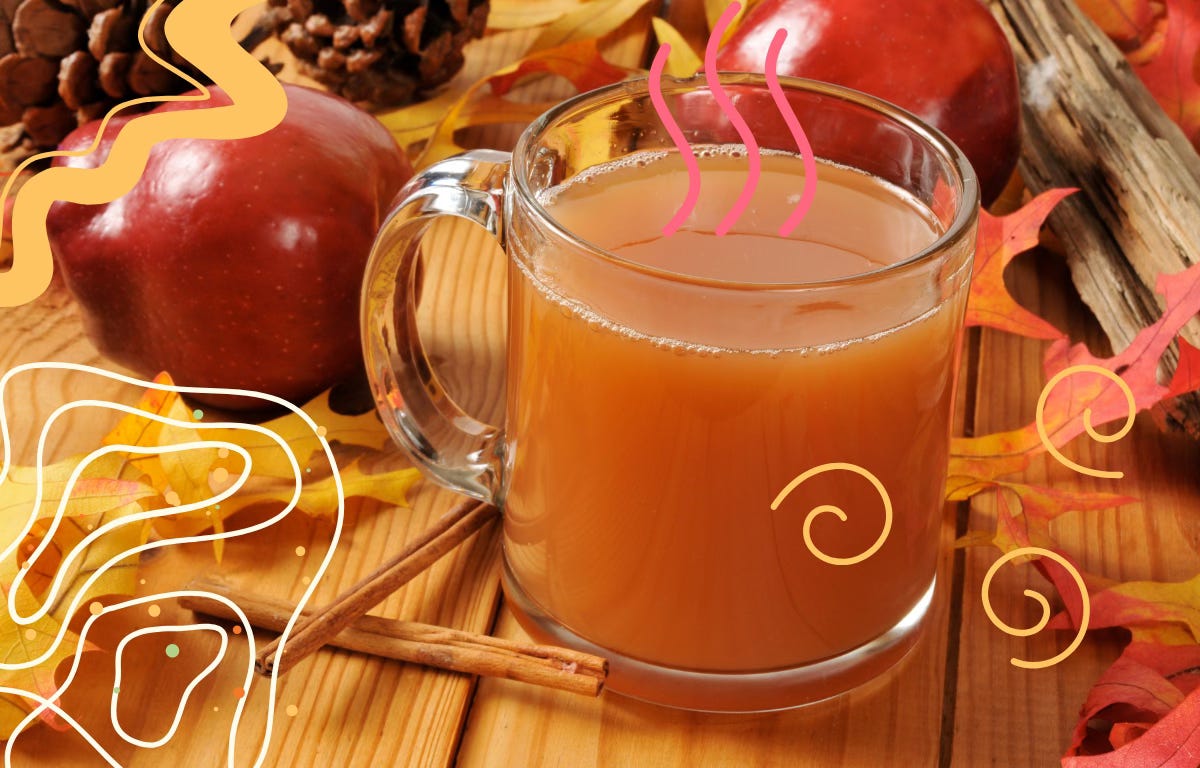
top-left (989, 0), bottom-right (1200, 438)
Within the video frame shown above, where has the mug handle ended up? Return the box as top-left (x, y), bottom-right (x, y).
top-left (360, 149), bottom-right (511, 503)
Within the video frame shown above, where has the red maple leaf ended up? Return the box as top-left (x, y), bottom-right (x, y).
top-left (1077, 0), bottom-right (1164, 50)
top-left (950, 261), bottom-right (1200, 491)
top-left (965, 188), bottom-right (1074, 341)
top-left (1113, 0), bottom-right (1200, 150)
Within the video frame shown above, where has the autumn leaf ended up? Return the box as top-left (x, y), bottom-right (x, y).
top-left (1064, 642), bottom-right (1199, 757)
top-left (387, 38), bottom-right (631, 167)
top-left (652, 18), bottom-right (703, 77)
top-left (200, 387), bottom-right (391, 480)
top-left (964, 188), bottom-right (1073, 340)
top-left (0, 373), bottom-right (423, 735)
top-left (949, 261), bottom-right (1200, 492)
top-left (960, 481), bottom-right (1136, 554)
top-left (1153, 337), bottom-right (1200, 429)
top-left (487, 0), bottom-right (588, 30)
top-left (1133, 0), bottom-right (1200, 149)
top-left (0, 458), bottom-right (157, 540)
top-left (705, 0), bottom-right (750, 45)
top-left (529, 0), bottom-right (653, 53)
top-left (1076, 0), bottom-right (1162, 49)
top-left (18, 505), bottom-right (143, 625)
top-left (487, 38), bottom-right (633, 96)
top-left (150, 459), bottom-right (421, 546)
top-left (1059, 635), bottom-right (1200, 765)
top-left (0, 576), bottom-right (91, 736)
top-left (1083, 0), bottom-right (1200, 151)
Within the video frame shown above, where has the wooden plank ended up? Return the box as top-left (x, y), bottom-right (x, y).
top-left (950, 254), bottom-right (1200, 765)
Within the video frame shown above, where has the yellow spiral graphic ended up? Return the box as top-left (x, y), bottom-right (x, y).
top-left (769, 462), bottom-right (892, 566)
top-left (1036, 364), bottom-right (1135, 479)
top-left (981, 546), bottom-right (1089, 669)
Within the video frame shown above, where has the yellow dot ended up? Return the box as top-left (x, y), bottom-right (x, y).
top-left (139, 579), bottom-right (146, 586)
top-left (212, 467), bottom-right (230, 486)
top-left (164, 490), bottom-right (181, 507)
top-left (294, 546), bottom-right (306, 557)
top-left (301, 576), bottom-right (311, 585)
top-left (213, 706), bottom-right (219, 712)
top-left (285, 704), bottom-right (299, 717)
top-left (89, 601), bottom-right (103, 615)
top-left (218, 447), bottom-right (230, 459)
top-left (148, 605), bottom-right (161, 618)
top-left (316, 426), bottom-right (327, 438)
top-left (23, 628), bottom-right (36, 641)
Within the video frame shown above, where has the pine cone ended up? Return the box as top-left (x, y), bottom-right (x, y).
top-left (0, 0), bottom-right (203, 161)
top-left (265, 0), bottom-right (489, 106)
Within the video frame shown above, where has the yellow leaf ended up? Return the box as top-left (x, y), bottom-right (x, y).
top-left (412, 39), bottom-right (629, 169)
top-left (101, 372), bottom-right (177, 450)
top-left (652, 18), bottom-right (703, 77)
top-left (22, 507), bottom-right (143, 624)
top-left (416, 96), bottom-right (556, 166)
top-left (152, 463), bottom-right (421, 546)
top-left (705, 0), bottom-right (749, 46)
top-left (530, 0), bottom-right (653, 52)
top-left (488, 0), bottom-right (589, 30)
top-left (203, 389), bottom-right (390, 480)
top-left (377, 87), bottom-right (469, 157)
top-left (0, 456), bottom-right (158, 547)
top-left (0, 575), bottom-right (89, 737)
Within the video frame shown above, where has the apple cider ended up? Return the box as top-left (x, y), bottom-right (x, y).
top-left (501, 148), bottom-right (968, 701)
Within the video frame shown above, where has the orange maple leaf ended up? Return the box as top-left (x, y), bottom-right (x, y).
top-left (949, 261), bottom-right (1200, 494)
top-left (1077, 0), bottom-right (1163, 50)
top-left (1085, 0), bottom-right (1200, 151)
top-left (965, 188), bottom-right (1073, 340)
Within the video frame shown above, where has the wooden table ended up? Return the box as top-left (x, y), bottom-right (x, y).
top-left (4, 2), bottom-right (1199, 766)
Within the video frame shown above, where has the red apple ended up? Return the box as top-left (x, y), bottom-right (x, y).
top-left (47, 83), bottom-right (412, 410)
top-left (716, 0), bottom-right (1020, 204)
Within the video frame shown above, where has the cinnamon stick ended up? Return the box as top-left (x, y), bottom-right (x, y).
top-left (255, 497), bottom-right (499, 677)
top-left (180, 580), bottom-right (607, 697)
top-left (988, 0), bottom-right (1200, 437)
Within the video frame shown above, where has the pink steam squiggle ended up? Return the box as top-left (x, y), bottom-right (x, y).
top-left (766, 28), bottom-right (818, 236)
top-left (705, 1), bottom-right (759, 237)
top-left (649, 43), bottom-right (702, 238)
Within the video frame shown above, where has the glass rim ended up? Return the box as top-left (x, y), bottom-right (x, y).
top-left (510, 72), bottom-right (980, 292)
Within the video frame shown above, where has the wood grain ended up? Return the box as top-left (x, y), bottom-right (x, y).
top-left (951, 254), bottom-right (1200, 766)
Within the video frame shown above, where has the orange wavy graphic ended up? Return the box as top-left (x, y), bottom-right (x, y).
top-left (0, 0), bottom-right (287, 308)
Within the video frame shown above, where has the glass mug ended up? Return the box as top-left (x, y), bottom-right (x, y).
top-left (361, 74), bottom-right (978, 712)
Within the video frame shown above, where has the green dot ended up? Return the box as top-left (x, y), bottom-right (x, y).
top-left (192, 409), bottom-right (204, 420)
top-left (113, 686), bottom-right (120, 694)
top-left (165, 643), bottom-right (180, 659)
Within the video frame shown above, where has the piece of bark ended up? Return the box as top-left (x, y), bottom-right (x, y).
top-left (989, 0), bottom-right (1200, 437)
